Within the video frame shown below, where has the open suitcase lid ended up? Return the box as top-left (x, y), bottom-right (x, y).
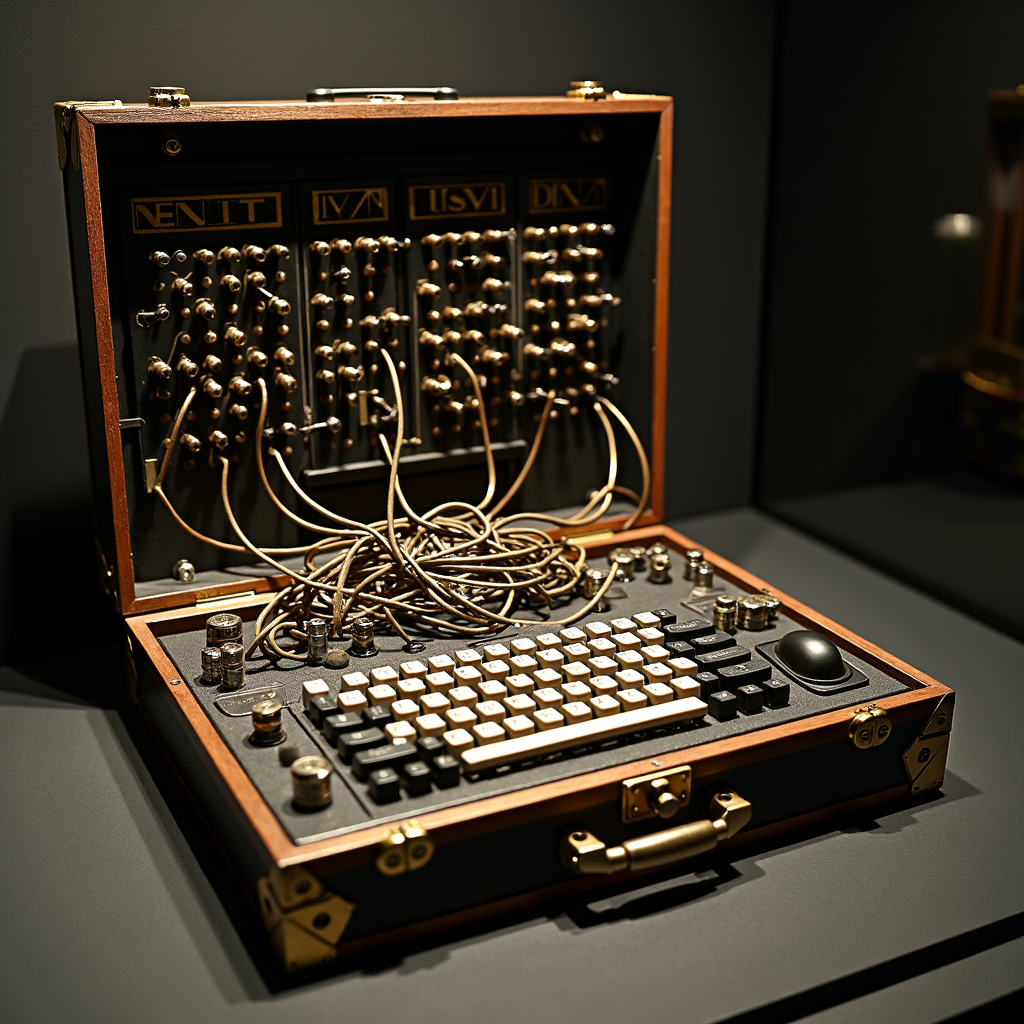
top-left (58, 90), bottom-right (673, 616)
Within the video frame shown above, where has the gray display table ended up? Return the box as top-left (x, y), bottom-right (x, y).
top-left (2, 510), bottom-right (1021, 1023)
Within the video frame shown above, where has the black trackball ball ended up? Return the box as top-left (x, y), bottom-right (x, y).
top-left (775, 630), bottom-right (846, 681)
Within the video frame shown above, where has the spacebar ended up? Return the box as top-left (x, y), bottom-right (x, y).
top-left (460, 697), bottom-right (708, 771)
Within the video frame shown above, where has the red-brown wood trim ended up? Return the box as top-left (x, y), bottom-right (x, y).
top-left (650, 101), bottom-right (673, 524)
top-left (128, 617), bottom-right (299, 864)
top-left (77, 114), bottom-right (137, 612)
top-left (324, 782), bottom-right (912, 963)
top-left (81, 97), bottom-right (672, 127)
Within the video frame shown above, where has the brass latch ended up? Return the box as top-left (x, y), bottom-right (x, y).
top-left (847, 705), bottom-right (893, 749)
top-left (567, 81), bottom-right (607, 100)
top-left (903, 692), bottom-right (955, 794)
top-left (376, 821), bottom-right (435, 876)
top-left (258, 864), bottom-right (354, 972)
top-left (621, 764), bottom-right (691, 823)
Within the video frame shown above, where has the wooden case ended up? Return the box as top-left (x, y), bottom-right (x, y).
top-left (58, 90), bottom-right (953, 974)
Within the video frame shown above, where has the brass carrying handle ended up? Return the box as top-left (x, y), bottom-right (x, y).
top-left (561, 790), bottom-right (752, 876)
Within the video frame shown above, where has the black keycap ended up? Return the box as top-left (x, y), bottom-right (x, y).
top-left (307, 694), bottom-right (336, 726)
top-left (352, 741), bottom-right (420, 781)
top-left (431, 753), bottom-right (460, 788)
top-left (717, 656), bottom-right (772, 689)
top-left (695, 647), bottom-right (751, 672)
top-left (690, 630), bottom-right (737, 653)
top-left (695, 671), bottom-right (721, 700)
top-left (401, 760), bottom-right (433, 796)
top-left (416, 735), bottom-right (444, 759)
top-left (666, 640), bottom-right (696, 660)
top-left (368, 767), bottom-right (401, 803)
top-left (708, 690), bottom-right (738, 721)
top-left (322, 711), bottom-right (364, 743)
top-left (736, 684), bottom-right (765, 714)
top-left (652, 608), bottom-right (677, 627)
top-left (664, 618), bottom-right (716, 641)
top-left (337, 726), bottom-right (387, 763)
top-left (362, 705), bottom-right (392, 728)
top-left (762, 678), bottom-right (790, 708)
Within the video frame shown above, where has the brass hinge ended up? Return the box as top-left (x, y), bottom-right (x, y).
top-left (903, 692), bottom-right (955, 794)
top-left (54, 100), bottom-right (122, 170)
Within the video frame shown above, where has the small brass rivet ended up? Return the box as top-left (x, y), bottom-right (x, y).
top-left (313, 913), bottom-right (330, 930)
top-left (918, 747), bottom-right (931, 763)
top-left (170, 678), bottom-right (181, 686)
top-left (295, 879), bottom-right (311, 894)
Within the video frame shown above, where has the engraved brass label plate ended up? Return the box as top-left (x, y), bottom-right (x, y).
top-left (408, 182), bottom-right (507, 220)
top-left (214, 686), bottom-right (285, 717)
top-left (312, 186), bottom-right (389, 226)
top-left (130, 192), bottom-right (283, 233)
top-left (527, 176), bottom-right (609, 215)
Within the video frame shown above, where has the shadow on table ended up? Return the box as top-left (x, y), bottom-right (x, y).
top-left (1, 649), bottom-right (983, 1004)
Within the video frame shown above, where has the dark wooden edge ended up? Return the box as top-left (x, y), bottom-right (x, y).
top-left (126, 524), bottom-right (951, 873)
top-left (80, 96), bottom-right (672, 126)
top-left (327, 781), bottom-right (912, 963)
top-left (69, 95), bottom-right (670, 616)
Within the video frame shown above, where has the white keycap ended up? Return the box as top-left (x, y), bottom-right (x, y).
top-left (338, 690), bottom-right (368, 713)
top-left (563, 662), bottom-right (591, 685)
top-left (616, 650), bottom-right (645, 671)
top-left (536, 633), bottom-right (561, 650)
top-left (612, 632), bottom-right (642, 651)
top-left (590, 693), bottom-right (620, 717)
top-left (453, 666), bottom-right (483, 690)
top-left (537, 649), bottom-right (564, 671)
top-left (642, 681), bottom-right (674, 705)
top-left (588, 654), bottom-right (618, 675)
top-left (639, 644), bottom-right (671, 664)
top-left (510, 637), bottom-right (538, 657)
top-left (482, 660), bottom-right (510, 682)
top-left (637, 626), bottom-right (665, 646)
top-left (615, 668), bottom-right (646, 689)
top-left (302, 679), bottom-right (329, 708)
top-left (399, 660), bottom-right (428, 680)
top-left (563, 642), bottom-right (590, 664)
top-left (483, 643), bottom-right (511, 662)
top-left (503, 693), bottom-right (537, 716)
top-left (427, 654), bottom-right (456, 673)
top-left (506, 673), bottom-right (535, 695)
top-left (442, 728), bottom-right (475, 755)
top-left (473, 721), bottom-right (506, 745)
top-left (584, 621), bottom-right (613, 639)
top-left (632, 611), bottom-right (661, 629)
top-left (667, 657), bottom-right (698, 678)
top-left (587, 637), bottom-right (617, 657)
top-left (368, 683), bottom-right (397, 707)
top-left (445, 706), bottom-right (478, 729)
top-left (616, 688), bottom-right (648, 711)
top-left (370, 665), bottom-right (399, 686)
top-left (559, 627), bottom-right (587, 645)
top-left (475, 700), bottom-right (505, 724)
top-left (671, 678), bottom-right (700, 700)
top-left (590, 675), bottom-right (619, 697)
top-left (510, 654), bottom-right (538, 675)
top-left (449, 685), bottom-right (478, 708)
top-left (397, 678), bottom-right (427, 702)
top-left (455, 649), bottom-right (483, 668)
top-left (340, 672), bottom-right (369, 692)
top-left (479, 680), bottom-right (508, 702)
top-left (561, 680), bottom-right (593, 702)
top-left (534, 707), bottom-right (566, 731)
top-left (532, 667), bottom-right (562, 689)
top-left (414, 713), bottom-right (446, 737)
top-left (503, 715), bottom-right (535, 738)
top-left (425, 670), bottom-right (455, 692)
top-left (534, 687), bottom-right (564, 709)
top-left (386, 720), bottom-right (417, 742)
top-left (420, 691), bottom-right (451, 715)
top-left (562, 700), bottom-right (594, 724)
top-left (391, 698), bottom-right (420, 721)
top-left (610, 617), bottom-right (635, 633)
top-left (641, 662), bottom-right (674, 686)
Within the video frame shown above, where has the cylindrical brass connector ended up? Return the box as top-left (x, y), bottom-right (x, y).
top-left (307, 618), bottom-right (328, 665)
top-left (220, 641), bottom-right (245, 690)
top-left (291, 756), bottom-right (333, 809)
top-left (251, 699), bottom-right (286, 746)
top-left (713, 594), bottom-right (738, 633)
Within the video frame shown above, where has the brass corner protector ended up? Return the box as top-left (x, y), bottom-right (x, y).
top-left (903, 692), bottom-right (955, 794)
top-left (54, 100), bottom-right (122, 170)
top-left (258, 865), bottom-right (354, 972)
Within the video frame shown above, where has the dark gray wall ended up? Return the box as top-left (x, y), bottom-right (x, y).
top-left (0, 0), bottom-right (776, 664)
top-left (756, 0), bottom-right (1024, 502)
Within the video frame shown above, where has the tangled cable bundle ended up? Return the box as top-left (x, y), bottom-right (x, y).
top-left (152, 348), bottom-right (650, 662)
